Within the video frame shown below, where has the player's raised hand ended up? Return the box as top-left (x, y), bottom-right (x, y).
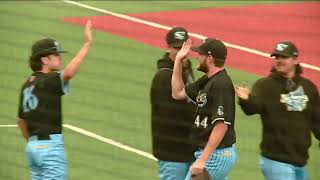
top-left (176, 39), bottom-right (192, 61)
top-left (84, 20), bottom-right (93, 45)
top-left (63, 19), bottom-right (93, 80)
top-left (235, 82), bottom-right (250, 100)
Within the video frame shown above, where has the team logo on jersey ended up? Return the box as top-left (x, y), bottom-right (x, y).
top-left (196, 93), bottom-right (207, 107)
top-left (217, 106), bottom-right (224, 116)
top-left (174, 31), bottom-right (186, 40)
top-left (280, 86), bottom-right (309, 111)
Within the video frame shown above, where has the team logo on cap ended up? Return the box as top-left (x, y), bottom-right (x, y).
top-left (174, 31), bottom-right (186, 40)
top-left (196, 92), bottom-right (207, 107)
top-left (276, 43), bottom-right (288, 51)
top-left (54, 41), bottom-right (62, 52)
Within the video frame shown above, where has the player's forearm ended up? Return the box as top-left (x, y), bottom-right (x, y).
top-left (198, 122), bottom-right (228, 163)
top-left (171, 59), bottom-right (185, 99)
top-left (63, 42), bottom-right (92, 80)
top-left (17, 118), bottom-right (29, 140)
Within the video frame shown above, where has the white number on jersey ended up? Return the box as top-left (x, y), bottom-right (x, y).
top-left (23, 85), bottom-right (39, 112)
top-left (194, 115), bottom-right (208, 128)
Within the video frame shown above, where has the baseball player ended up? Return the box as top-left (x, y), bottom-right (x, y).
top-left (150, 27), bottom-right (196, 180)
top-left (171, 38), bottom-right (237, 180)
top-left (235, 41), bottom-right (320, 180)
top-left (16, 20), bottom-right (93, 179)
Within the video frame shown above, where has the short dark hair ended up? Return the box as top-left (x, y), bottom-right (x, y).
top-left (204, 54), bottom-right (225, 67)
top-left (29, 55), bottom-right (43, 72)
top-left (214, 59), bottom-right (225, 67)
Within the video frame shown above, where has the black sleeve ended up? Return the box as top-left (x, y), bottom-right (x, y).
top-left (185, 75), bottom-right (208, 104)
top-left (151, 68), bottom-right (173, 103)
top-left (17, 89), bottom-right (25, 119)
top-left (210, 82), bottom-right (234, 126)
top-left (151, 68), bottom-right (195, 116)
top-left (183, 59), bottom-right (194, 83)
top-left (238, 79), bottom-right (264, 115)
top-left (46, 71), bottom-right (70, 96)
top-left (310, 85), bottom-right (320, 141)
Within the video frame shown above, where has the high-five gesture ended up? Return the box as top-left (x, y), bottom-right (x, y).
top-left (235, 83), bottom-right (250, 100)
top-left (63, 20), bottom-right (94, 80)
top-left (175, 39), bottom-right (192, 61)
top-left (171, 39), bottom-right (192, 100)
top-left (84, 20), bottom-right (93, 45)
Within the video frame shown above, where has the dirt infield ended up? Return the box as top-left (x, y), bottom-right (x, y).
top-left (64, 2), bottom-right (320, 87)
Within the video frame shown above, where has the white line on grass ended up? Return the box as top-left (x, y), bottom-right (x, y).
top-left (0, 125), bottom-right (18, 127)
top-left (63, 124), bottom-right (157, 161)
top-left (62, 0), bottom-right (320, 72)
top-left (0, 124), bottom-right (157, 161)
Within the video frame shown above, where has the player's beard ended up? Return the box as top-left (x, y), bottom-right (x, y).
top-left (274, 61), bottom-right (295, 77)
top-left (197, 61), bottom-right (208, 73)
top-left (50, 65), bottom-right (61, 72)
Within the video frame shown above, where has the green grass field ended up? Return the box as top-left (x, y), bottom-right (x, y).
top-left (0, 1), bottom-right (318, 179)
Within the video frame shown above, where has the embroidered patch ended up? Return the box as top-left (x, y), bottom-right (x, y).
top-left (174, 31), bottom-right (186, 40)
top-left (217, 106), bottom-right (224, 116)
top-left (276, 43), bottom-right (288, 51)
top-left (221, 151), bottom-right (232, 157)
top-left (280, 86), bottom-right (309, 111)
top-left (196, 93), bottom-right (207, 107)
top-left (54, 41), bottom-right (62, 52)
top-left (34, 145), bottom-right (49, 149)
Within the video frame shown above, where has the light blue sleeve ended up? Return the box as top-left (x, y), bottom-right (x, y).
top-left (59, 71), bottom-right (70, 95)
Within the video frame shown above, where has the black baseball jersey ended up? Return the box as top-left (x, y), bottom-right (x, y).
top-left (17, 71), bottom-right (69, 136)
top-left (185, 69), bottom-right (236, 149)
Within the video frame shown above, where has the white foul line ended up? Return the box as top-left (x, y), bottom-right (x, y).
top-left (63, 124), bottom-right (158, 161)
top-left (0, 124), bottom-right (157, 161)
top-left (0, 125), bottom-right (18, 127)
top-left (62, 0), bottom-right (320, 72)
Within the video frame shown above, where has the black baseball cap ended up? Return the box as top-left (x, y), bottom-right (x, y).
top-left (166, 27), bottom-right (189, 48)
top-left (31, 38), bottom-right (67, 57)
top-left (270, 41), bottom-right (298, 57)
top-left (191, 38), bottom-right (227, 61)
